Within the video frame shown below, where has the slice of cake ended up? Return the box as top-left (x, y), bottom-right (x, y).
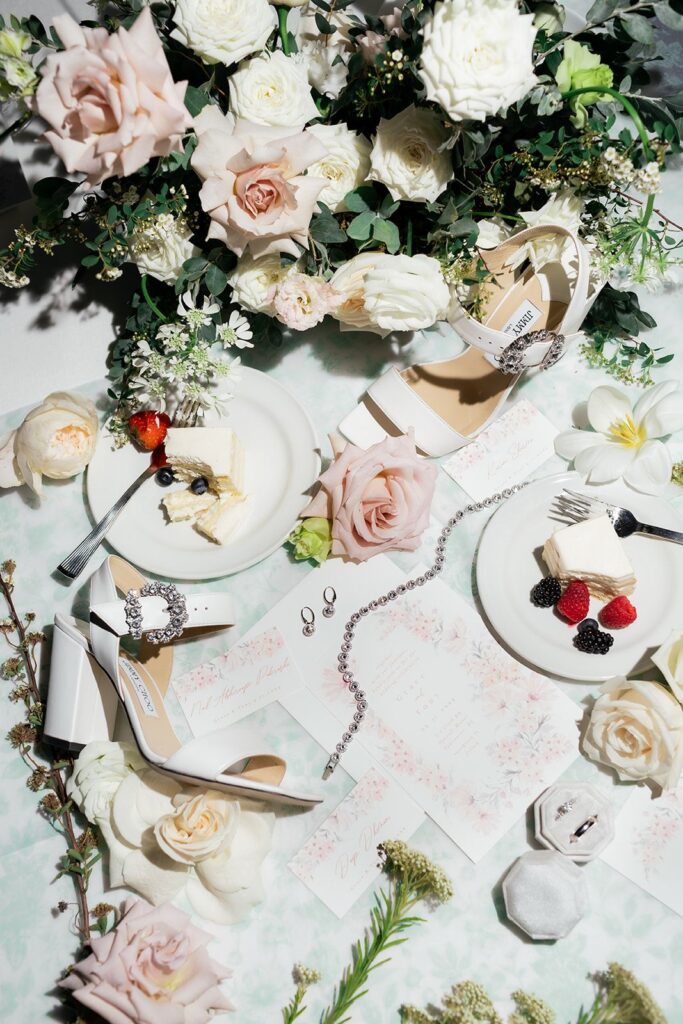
top-left (165, 427), bottom-right (245, 496)
top-left (196, 495), bottom-right (249, 545)
top-left (162, 490), bottom-right (217, 523)
top-left (542, 514), bottom-right (636, 600)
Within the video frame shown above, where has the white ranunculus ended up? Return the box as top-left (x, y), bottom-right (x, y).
top-left (331, 253), bottom-right (449, 337)
top-left (67, 741), bottom-right (143, 824)
top-left (228, 253), bottom-right (299, 315)
top-left (583, 678), bottom-right (683, 791)
top-left (4, 391), bottom-right (99, 496)
top-left (420, 0), bottom-right (537, 122)
top-left (171, 0), bottom-right (276, 68)
top-left (652, 631), bottom-right (683, 705)
top-left (129, 212), bottom-right (199, 284)
top-left (306, 123), bottom-right (371, 212)
top-left (520, 191), bottom-right (584, 272)
top-left (103, 768), bottom-right (274, 924)
top-left (555, 380), bottom-right (683, 495)
top-left (228, 51), bottom-right (318, 129)
top-left (368, 105), bottom-right (453, 204)
top-left (299, 37), bottom-right (349, 99)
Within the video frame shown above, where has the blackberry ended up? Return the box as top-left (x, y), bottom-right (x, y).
top-left (573, 628), bottom-right (614, 655)
top-left (577, 618), bottom-right (599, 633)
top-left (191, 476), bottom-right (209, 495)
top-left (531, 577), bottom-right (561, 608)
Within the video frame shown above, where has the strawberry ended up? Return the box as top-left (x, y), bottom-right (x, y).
top-left (128, 410), bottom-right (170, 451)
top-left (556, 580), bottom-right (590, 624)
top-left (599, 595), bottom-right (637, 629)
top-left (150, 444), bottom-right (168, 468)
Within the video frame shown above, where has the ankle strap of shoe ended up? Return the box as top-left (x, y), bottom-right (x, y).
top-left (91, 591), bottom-right (235, 641)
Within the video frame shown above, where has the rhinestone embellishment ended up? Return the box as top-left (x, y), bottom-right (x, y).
top-left (497, 329), bottom-right (566, 375)
top-left (124, 582), bottom-right (189, 644)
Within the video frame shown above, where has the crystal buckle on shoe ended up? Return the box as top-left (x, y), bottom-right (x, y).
top-left (497, 329), bottom-right (566, 375)
top-left (124, 582), bottom-right (189, 644)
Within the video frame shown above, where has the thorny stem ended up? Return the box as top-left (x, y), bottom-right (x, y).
top-left (0, 571), bottom-right (92, 943)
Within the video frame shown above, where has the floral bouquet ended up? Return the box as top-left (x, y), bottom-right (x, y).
top-left (1, 0), bottom-right (682, 427)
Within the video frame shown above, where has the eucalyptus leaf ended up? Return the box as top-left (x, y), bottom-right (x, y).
top-left (620, 12), bottom-right (655, 44)
top-left (347, 210), bottom-right (376, 240)
top-left (656, 3), bottom-right (683, 30)
top-left (372, 218), bottom-right (400, 253)
top-left (344, 185), bottom-right (378, 213)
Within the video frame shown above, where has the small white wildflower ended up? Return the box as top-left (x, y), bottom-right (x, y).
top-left (632, 161), bottom-right (662, 195)
top-left (217, 310), bottom-right (254, 349)
top-left (0, 267), bottom-right (29, 288)
top-left (177, 288), bottom-right (219, 328)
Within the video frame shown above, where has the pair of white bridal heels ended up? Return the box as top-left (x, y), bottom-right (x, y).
top-left (44, 555), bottom-right (320, 808)
top-left (340, 224), bottom-right (596, 457)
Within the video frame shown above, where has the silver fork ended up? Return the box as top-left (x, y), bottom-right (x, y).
top-left (57, 399), bottom-right (200, 580)
top-left (551, 488), bottom-right (683, 545)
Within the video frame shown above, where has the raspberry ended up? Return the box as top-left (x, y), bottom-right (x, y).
top-left (599, 596), bottom-right (637, 630)
top-left (556, 580), bottom-right (590, 624)
top-left (531, 577), bottom-right (561, 608)
top-left (573, 628), bottom-right (614, 655)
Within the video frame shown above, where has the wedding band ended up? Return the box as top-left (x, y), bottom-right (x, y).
top-left (569, 814), bottom-right (598, 843)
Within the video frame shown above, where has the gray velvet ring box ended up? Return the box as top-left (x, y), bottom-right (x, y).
top-left (502, 850), bottom-right (589, 941)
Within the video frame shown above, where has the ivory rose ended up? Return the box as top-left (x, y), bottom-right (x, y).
top-left (171, 0), bottom-right (276, 68)
top-left (33, 9), bottom-right (191, 186)
top-left (227, 253), bottom-right (298, 315)
top-left (67, 741), bottom-right (143, 824)
top-left (274, 272), bottom-right (341, 330)
top-left (228, 51), bottom-right (318, 129)
top-left (191, 106), bottom-right (328, 258)
top-left (61, 898), bottom-right (233, 1024)
top-left (129, 212), bottom-right (199, 284)
top-left (368, 105), bottom-right (453, 204)
top-left (302, 432), bottom-right (437, 561)
top-left (306, 123), bottom-right (371, 212)
top-left (583, 678), bottom-right (683, 791)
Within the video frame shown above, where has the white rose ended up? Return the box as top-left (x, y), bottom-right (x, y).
top-left (67, 741), bottom-right (143, 824)
top-left (228, 253), bottom-right (298, 315)
top-left (331, 252), bottom-right (450, 337)
top-left (299, 37), bottom-right (349, 99)
top-left (129, 212), bottom-right (199, 284)
top-left (652, 631), bottom-right (683, 705)
top-left (306, 123), bottom-right (371, 212)
top-left (368, 105), bottom-right (452, 204)
top-left (228, 51), bottom-right (318, 129)
top-left (155, 791), bottom-right (239, 864)
top-left (6, 391), bottom-right (99, 496)
top-left (520, 191), bottom-right (584, 272)
top-left (171, 0), bottom-right (276, 68)
top-left (583, 678), bottom-right (683, 791)
top-left (420, 0), bottom-right (537, 122)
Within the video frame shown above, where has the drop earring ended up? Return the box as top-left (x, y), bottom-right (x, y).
top-left (322, 586), bottom-right (337, 618)
top-left (301, 606), bottom-right (316, 637)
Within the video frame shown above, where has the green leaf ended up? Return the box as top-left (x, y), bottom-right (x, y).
top-left (205, 263), bottom-right (228, 296)
top-left (310, 206), bottom-right (347, 243)
top-left (586, 0), bottom-right (618, 19)
top-left (346, 210), bottom-right (376, 241)
top-left (344, 185), bottom-right (377, 213)
top-left (372, 218), bottom-right (400, 253)
top-left (620, 12), bottom-right (655, 44)
top-left (658, 4), bottom-right (683, 30)
top-left (315, 11), bottom-right (333, 33)
top-left (81, 254), bottom-right (100, 268)
top-left (184, 86), bottom-right (212, 117)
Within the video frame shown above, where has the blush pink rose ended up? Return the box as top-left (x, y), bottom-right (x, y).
top-left (274, 272), bottom-right (342, 330)
top-left (303, 432), bottom-right (436, 561)
top-left (61, 898), bottom-right (233, 1024)
top-left (191, 106), bottom-right (328, 258)
top-left (358, 8), bottom-right (406, 63)
top-left (33, 9), bottom-right (191, 186)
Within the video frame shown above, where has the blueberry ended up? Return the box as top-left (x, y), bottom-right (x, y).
top-left (577, 618), bottom-right (599, 633)
top-left (155, 467), bottom-right (174, 487)
top-left (191, 476), bottom-right (209, 495)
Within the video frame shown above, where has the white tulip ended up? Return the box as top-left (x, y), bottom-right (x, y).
top-left (368, 105), bottom-right (453, 204)
top-left (171, 0), bottom-right (276, 68)
top-left (555, 381), bottom-right (683, 494)
top-left (228, 51), bottom-right (318, 129)
top-left (306, 123), bottom-right (371, 212)
top-left (652, 631), bottom-right (683, 705)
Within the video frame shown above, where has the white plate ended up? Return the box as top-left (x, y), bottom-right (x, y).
top-left (87, 368), bottom-right (320, 580)
top-left (476, 472), bottom-right (683, 681)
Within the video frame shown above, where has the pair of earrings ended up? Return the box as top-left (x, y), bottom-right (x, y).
top-left (301, 587), bottom-right (336, 636)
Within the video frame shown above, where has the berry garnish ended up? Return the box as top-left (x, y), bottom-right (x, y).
top-left (573, 628), bottom-right (614, 655)
top-left (191, 476), bottom-right (209, 495)
top-left (556, 580), bottom-right (590, 624)
top-left (150, 444), bottom-right (168, 468)
top-left (531, 577), bottom-right (561, 608)
top-left (599, 596), bottom-right (637, 630)
top-left (155, 467), bottom-right (174, 487)
top-left (577, 618), bottom-right (599, 634)
top-left (129, 410), bottom-right (171, 451)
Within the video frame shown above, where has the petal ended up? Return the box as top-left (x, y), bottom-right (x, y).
top-left (121, 847), bottom-right (188, 905)
top-left (575, 441), bottom-right (636, 483)
top-left (623, 440), bottom-right (672, 494)
top-left (111, 771), bottom-right (179, 848)
top-left (185, 872), bottom-right (264, 925)
top-left (586, 386), bottom-right (633, 434)
top-left (633, 380), bottom-right (679, 426)
top-left (554, 428), bottom-right (604, 462)
top-left (639, 392), bottom-right (683, 439)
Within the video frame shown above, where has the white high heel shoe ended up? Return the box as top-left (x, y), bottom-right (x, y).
top-left (44, 555), bottom-right (321, 809)
top-left (339, 224), bottom-right (598, 457)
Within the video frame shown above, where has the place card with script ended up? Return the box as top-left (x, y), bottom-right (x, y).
top-left (173, 626), bottom-right (303, 734)
top-left (288, 767), bottom-right (424, 917)
top-left (441, 398), bottom-right (558, 501)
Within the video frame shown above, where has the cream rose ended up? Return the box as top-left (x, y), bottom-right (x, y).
top-left (520, 191), bottom-right (584, 272)
top-left (155, 791), bottom-right (238, 864)
top-left (583, 678), bottom-right (683, 791)
top-left (653, 631), bottom-right (683, 705)
top-left (171, 0), bottom-right (276, 68)
top-left (228, 252), bottom-right (297, 315)
top-left (228, 51), bottom-right (318, 129)
top-left (420, 0), bottom-right (537, 122)
top-left (191, 106), bottom-right (327, 258)
top-left (68, 741), bottom-right (143, 824)
top-left (33, 9), bottom-right (191, 186)
top-left (368, 105), bottom-right (453, 204)
top-left (306, 123), bottom-right (371, 212)
top-left (129, 212), bottom-right (199, 284)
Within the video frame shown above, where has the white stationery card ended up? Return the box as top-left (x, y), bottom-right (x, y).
top-left (441, 399), bottom-right (558, 501)
top-left (173, 626), bottom-right (304, 733)
top-left (288, 767), bottom-right (424, 917)
top-left (601, 782), bottom-right (683, 917)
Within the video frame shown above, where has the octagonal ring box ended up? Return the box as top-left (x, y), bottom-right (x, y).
top-left (534, 783), bottom-right (615, 863)
top-left (502, 850), bottom-right (588, 941)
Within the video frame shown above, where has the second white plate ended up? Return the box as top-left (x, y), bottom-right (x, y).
top-left (476, 472), bottom-right (683, 681)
